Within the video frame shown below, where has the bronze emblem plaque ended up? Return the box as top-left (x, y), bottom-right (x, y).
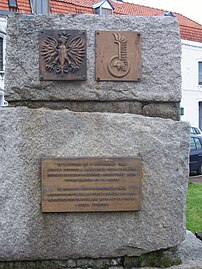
top-left (42, 157), bottom-right (142, 212)
top-left (39, 30), bottom-right (87, 81)
top-left (96, 31), bottom-right (141, 81)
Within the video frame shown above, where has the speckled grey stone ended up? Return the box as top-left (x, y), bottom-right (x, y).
top-left (5, 14), bottom-right (181, 102)
top-left (0, 107), bottom-right (189, 261)
top-left (8, 100), bottom-right (180, 121)
top-left (131, 231), bottom-right (202, 269)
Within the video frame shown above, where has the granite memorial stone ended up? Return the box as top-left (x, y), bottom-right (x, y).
top-left (0, 13), bottom-right (190, 263)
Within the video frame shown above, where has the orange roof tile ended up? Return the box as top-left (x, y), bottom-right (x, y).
top-left (0, 0), bottom-right (202, 43)
top-left (0, 0), bottom-right (31, 13)
top-left (50, 0), bottom-right (202, 32)
top-left (17, 0), bottom-right (31, 13)
top-left (50, 0), bottom-right (94, 14)
top-left (0, 2), bottom-right (9, 10)
top-left (180, 25), bottom-right (202, 43)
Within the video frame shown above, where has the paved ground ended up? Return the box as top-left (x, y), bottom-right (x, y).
top-left (189, 175), bottom-right (202, 183)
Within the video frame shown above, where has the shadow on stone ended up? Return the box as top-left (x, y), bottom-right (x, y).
top-left (195, 232), bottom-right (202, 241)
top-left (124, 248), bottom-right (181, 268)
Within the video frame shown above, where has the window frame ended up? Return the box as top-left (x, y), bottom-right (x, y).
top-left (8, 0), bottom-right (18, 8)
top-left (0, 33), bottom-right (6, 73)
top-left (93, 0), bottom-right (114, 15)
top-left (30, 0), bottom-right (50, 15)
top-left (198, 61), bottom-right (202, 86)
top-left (101, 7), bottom-right (112, 15)
top-left (0, 37), bottom-right (3, 71)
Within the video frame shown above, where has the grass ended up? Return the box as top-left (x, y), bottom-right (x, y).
top-left (186, 182), bottom-right (202, 233)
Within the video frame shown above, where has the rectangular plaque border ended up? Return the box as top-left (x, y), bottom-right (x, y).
top-left (39, 29), bottom-right (87, 81)
top-left (96, 30), bottom-right (142, 81)
top-left (41, 157), bottom-right (142, 213)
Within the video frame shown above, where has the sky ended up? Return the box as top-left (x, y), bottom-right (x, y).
top-left (125, 0), bottom-right (202, 25)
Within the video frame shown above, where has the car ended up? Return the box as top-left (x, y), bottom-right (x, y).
top-left (190, 134), bottom-right (202, 174)
top-left (191, 127), bottom-right (202, 135)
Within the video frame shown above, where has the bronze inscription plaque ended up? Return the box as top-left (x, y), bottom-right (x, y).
top-left (42, 157), bottom-right (142, 212)
top-left (96, 31), bottom-right (141, 81)
top-left (39, 30), bottom-right (87, 81)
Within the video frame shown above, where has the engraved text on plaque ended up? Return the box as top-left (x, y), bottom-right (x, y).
top-left (42, 157), bottom-right (142, 212)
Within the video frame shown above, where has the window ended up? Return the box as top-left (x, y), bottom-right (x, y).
top-left (190, 137), bottom-right (202, 150)
top-left (0, 33), bottom-right (6, 73)
top-left (0, 37), bottom-right (3, 71)
top-left (101, 8), bottom-right (112, 15)
top-left (93, 0), bottom-right (114, 15)
top-left (8, 0), bottom-right (17, 8)
top-left (30, 0), bottom-right (49, 14)
top-left (191, 127), bottom-right (201, 135)
top-left (8, 0), bottom-right (18, 11)
top-left (195, 138), bottom-right (202, 149)
top-left (199, 62), bottom-right (202, 85)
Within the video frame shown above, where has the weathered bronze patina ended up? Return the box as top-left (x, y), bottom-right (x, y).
top-left (39, 30), bottom-right (87, 80)
top-left (42, 157), bottom-right (142, 212)
top-left (96, 31), bottom-right (141, 81)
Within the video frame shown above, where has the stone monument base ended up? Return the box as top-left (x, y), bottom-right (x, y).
top-left (0, 107), bottom-right (189, 261)
top-left (1, 231), bottom-right (202, 269)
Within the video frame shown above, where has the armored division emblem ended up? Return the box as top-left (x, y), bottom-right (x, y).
top-left (39, 30), bottom-right (87, 81)
top-left (107, 33), bottom-right (130, 78)
top-left (96, 31), bottom-right (141, 81)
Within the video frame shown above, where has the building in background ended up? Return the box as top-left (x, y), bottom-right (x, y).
top-left (1, 0), bottom-right (202, 127)
top-left (0, 15), bottom-right (6, 91)
top-left (181, 39), bottom-right (202, 128)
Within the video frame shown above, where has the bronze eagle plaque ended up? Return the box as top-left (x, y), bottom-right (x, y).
top-left (96, 31), bottom-right (141, 81)
top-left (42, 157), bottom-right (142, 213)
top-left (39, 30), bottom-right (87, 80)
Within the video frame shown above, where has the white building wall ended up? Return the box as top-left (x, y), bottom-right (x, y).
top-left (0, 16), bottom-right (7, 91)
top-left (181, 39), bottom-right (202, 128)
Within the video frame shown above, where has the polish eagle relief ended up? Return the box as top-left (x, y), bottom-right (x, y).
top-left (41, 32), bottom-right (85, 75)
top-left (107, 33), bottom-right (130, 78)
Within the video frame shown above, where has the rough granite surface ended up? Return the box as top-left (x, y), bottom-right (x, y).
top-left (5, 14), bottom-right (181, 102)
top-left (132, 231), bottom-right (202, 269)
top-left (8, 100), bottom-right (180, 121)
top-left (0, 107), bottom-right (190, 261)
